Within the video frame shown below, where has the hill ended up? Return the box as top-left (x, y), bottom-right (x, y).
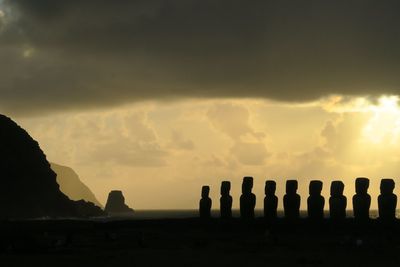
top-left (0, 114), bottom-right (104, 218)
top-left (51, 163), bottom-right (102, 207)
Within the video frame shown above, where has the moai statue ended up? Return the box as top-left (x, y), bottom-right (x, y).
top-left (240, 176), bottom-right (256, 219)
top-left (283, 180), bottom-right (301, 219)
top-left (307, 180), bottom-right (325, 220)
top-left (378, 179), bottom-right (397, 221)
top-left (199, 186), bottom-right (212, 219)
top-left (352, 177), bottom-right (371, 220)
top-left (264, 180), bottom-right (278, 220)
top-left (329, 181), bottom-right (347, 220)
top-left (220, 181), bottom-right (233, 219)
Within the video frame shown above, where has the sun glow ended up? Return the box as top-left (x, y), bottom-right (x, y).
top-left (0, 9), bottom-right (5, 31)
top-left (363, 96), bottom-right (400, 144)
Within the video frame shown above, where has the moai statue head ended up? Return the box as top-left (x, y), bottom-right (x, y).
top-left (309, 180), bottom-right (323, 196)
top-left (380, 179), bottom-right (395, 195)
top-left (355, 177), bottom-right (369, 194)
top-left (221, 181), bottom-right (231, 196)
top-left (286, 180), bottom-right (298, 194)
top-left (202, 186), bottom-right (210, 198)
top-left (330, 181), bottom-right (344, 197)
top-left (265, 180), bottom-right (276, 195)
top-left (242, 176), bottom-right (254, 194)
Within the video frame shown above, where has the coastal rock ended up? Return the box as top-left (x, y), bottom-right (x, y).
top-left (105, 190), bottom-right (134, 215)
top-left (0, 114), bottom-right (105, 219)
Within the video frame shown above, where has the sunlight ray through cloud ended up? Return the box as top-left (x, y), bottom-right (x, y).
top-left (0, 6), bottom-right (5, 32)
top-left (363, 96), bottom-right (400, 144)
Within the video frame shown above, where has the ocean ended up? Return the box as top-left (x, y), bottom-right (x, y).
top-left (126, 209), bottom-right (382, 220)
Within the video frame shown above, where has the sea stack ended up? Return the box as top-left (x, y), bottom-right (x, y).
top-left (0, 114), bottom-right (104, 219)
top-left (105, 190), bottom-right (134, 215)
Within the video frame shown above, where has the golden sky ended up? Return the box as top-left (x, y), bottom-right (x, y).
top-left (16, 96), bottom-right (400, 209)
top-left (2, 1), bottom-right (400, 210)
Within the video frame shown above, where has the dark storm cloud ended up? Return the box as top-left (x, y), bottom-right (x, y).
top-left (1, 0), bottom-right (400, 115)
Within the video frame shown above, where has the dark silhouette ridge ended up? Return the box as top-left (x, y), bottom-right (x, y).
top-left (104, 190), bottom-right (134, 215)
top-left (51, 163), bottom-right (103, 207)
top-left (220, 181), bottom-right (232, 219)
top-left (329, 181), bottom-right (347, 220)
top-left (199, 186), bottom-right (211, 219)
top-left (240, 176), bottom-right (256, 219)
top-left (378, 179), bottom-right (397, 221)
top-left (307, 180), bottom-right (324, 220)
top-left (0, 114), bottom-right (104, 219)
top-left (75, 200), bottom-right (105, 217)
top-left (353, 177), bottom-right (371, 220)
top-left (284, 180), bottom-right (300, 219)
top-left (264, 180), bottom-right (278, 220)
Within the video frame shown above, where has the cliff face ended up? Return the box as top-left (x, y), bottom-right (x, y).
top-left (51, 163), bottom-right (102, 207)
top-left (0, 114), bottom-right (105, 219)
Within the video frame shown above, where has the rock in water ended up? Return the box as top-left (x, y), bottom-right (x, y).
top-left (51, 163), bottom-right (103, 207)
top-left (0, 114), bottom-right (105, 219)
top-left (105, 191), bottom-right (134, 215)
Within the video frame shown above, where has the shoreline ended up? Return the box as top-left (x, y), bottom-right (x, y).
top-left (0, 218), bottom-right (399, 266)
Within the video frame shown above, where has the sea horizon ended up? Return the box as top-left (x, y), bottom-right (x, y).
top-left (125, 209), bottom-right (384, 220)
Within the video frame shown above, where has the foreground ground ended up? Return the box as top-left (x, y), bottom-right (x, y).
top-left (0, 218), bottom-right (400, 266)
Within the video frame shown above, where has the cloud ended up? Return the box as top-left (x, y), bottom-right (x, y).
top-left (89, 137), bottom-right (168, 167)
top-left (230, 141), bottom-right (269, 165)
top-left (207, 102), bottom-right (269, 165)
top-left (320, 114), bottom-right (376, 165)
top-left (167, 130), bottom-right (195, 151)
top-left (25, 109), bottom-right (170, 168)
top-left (1, 0), bottom-right (400, 116)
top-left (17, 99), bottom-right (400, 208)
top-left (84, 111), bottom-right (169, 167)
top-left (207, 103), bottom-right (264, 140)
top-left (207, 103), bottom-right (254, 140)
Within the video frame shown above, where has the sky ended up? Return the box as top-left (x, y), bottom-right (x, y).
top-left (1, 0), bottom-right (400, 209)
